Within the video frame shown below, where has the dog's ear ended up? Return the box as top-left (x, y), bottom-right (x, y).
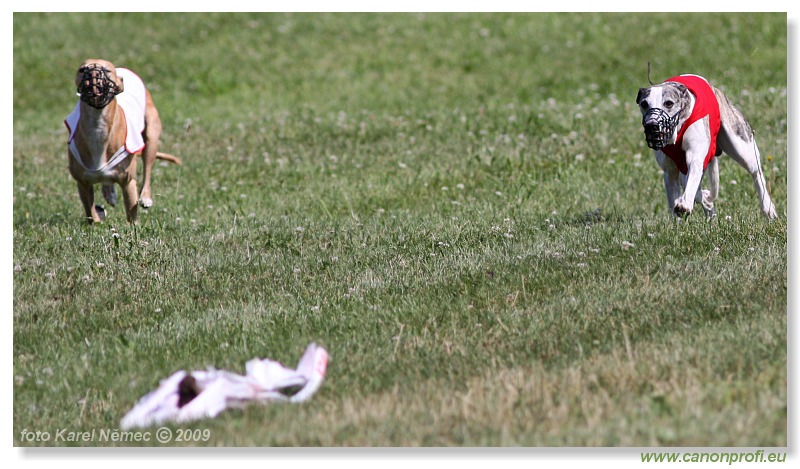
top-left (675, 82), bottom-right (689, 101)
top-left (75, 66), bottom-right (87, 90)
top-left (116, 75), bottom-right (124, 94)
top-left (636, 87), bottom-right (649, 104)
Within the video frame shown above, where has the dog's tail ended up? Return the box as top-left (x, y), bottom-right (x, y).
top-left (154, 152), bottom-right (182, 165)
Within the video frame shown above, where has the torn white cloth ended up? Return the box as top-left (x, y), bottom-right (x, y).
top-left (120, 343), bottom-right (329, 429)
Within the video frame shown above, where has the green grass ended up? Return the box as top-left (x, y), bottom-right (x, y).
top-left (13, 12), bottom-right (786, 447)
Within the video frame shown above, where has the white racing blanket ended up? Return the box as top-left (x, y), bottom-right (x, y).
top-left (65, 67), bottom-right (147, 155)
top-left (120, 343), bottom-right (329, 429)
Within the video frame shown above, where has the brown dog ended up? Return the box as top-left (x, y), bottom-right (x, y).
top-left (65, 59), bottom-right (181, 223)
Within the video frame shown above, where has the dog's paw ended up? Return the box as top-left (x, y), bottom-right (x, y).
top-left (138, 197), bottom-right (153, 209)
top-left (673, 201), bottom-right (693, 217)
top-left (765, 204), bottom-right (778, 220)
top-left (102, 185), bottom-right (117, 207)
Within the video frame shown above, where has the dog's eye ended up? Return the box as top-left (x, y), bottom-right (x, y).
top-left (639, 101), bottom-right (649, 110)
top-left (664, 100), bottom-right (674, 108)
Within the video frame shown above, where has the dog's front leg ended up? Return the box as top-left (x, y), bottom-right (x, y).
top-left (673, 121), bottom-right (711, 217)
top-left (77, 181), bottom-right (104, 224)
top-left (674, 156), bottom-right (704, 216)
top-left (695, 156), bottom-right (718, 218)
top-left (656, 151), bottom-right (681, 213)
top-left (121, 178), bottom-right (140, 223)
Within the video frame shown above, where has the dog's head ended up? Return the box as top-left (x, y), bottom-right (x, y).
top-left (75, 59), bottom-right (123, 109)
top-left (636, 82), bottom-right (689, 150)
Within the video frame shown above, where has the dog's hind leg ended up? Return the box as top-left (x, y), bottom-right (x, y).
top-left (102, 183), bottom-right (117, 207)
top-left (717, 127), bottom-right (777, 219)
top-left (138, 90), bottom-right (162, 209)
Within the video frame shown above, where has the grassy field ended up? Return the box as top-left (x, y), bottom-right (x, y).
top-left (12, 13), bottom-right (787, 447)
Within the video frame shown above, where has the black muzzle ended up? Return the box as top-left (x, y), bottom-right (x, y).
top-left (77, 64), bottom-right (120, 109)
top-left (642, 107), bottom-right (681, 150)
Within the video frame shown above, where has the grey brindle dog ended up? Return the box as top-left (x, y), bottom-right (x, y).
top-left (636, 74), bottom-right (777, 219)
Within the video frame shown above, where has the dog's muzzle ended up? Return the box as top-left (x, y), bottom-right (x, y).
top-left (642, 107), bottom-right (681, 150)
top-left (77, 64), bottom-right (120, 109)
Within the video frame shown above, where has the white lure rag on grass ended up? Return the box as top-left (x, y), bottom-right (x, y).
top-left (120, 343), bottom-right (329, 429)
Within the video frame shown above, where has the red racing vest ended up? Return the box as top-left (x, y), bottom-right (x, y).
top-left (660, 74), bottom-right (721, 175)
